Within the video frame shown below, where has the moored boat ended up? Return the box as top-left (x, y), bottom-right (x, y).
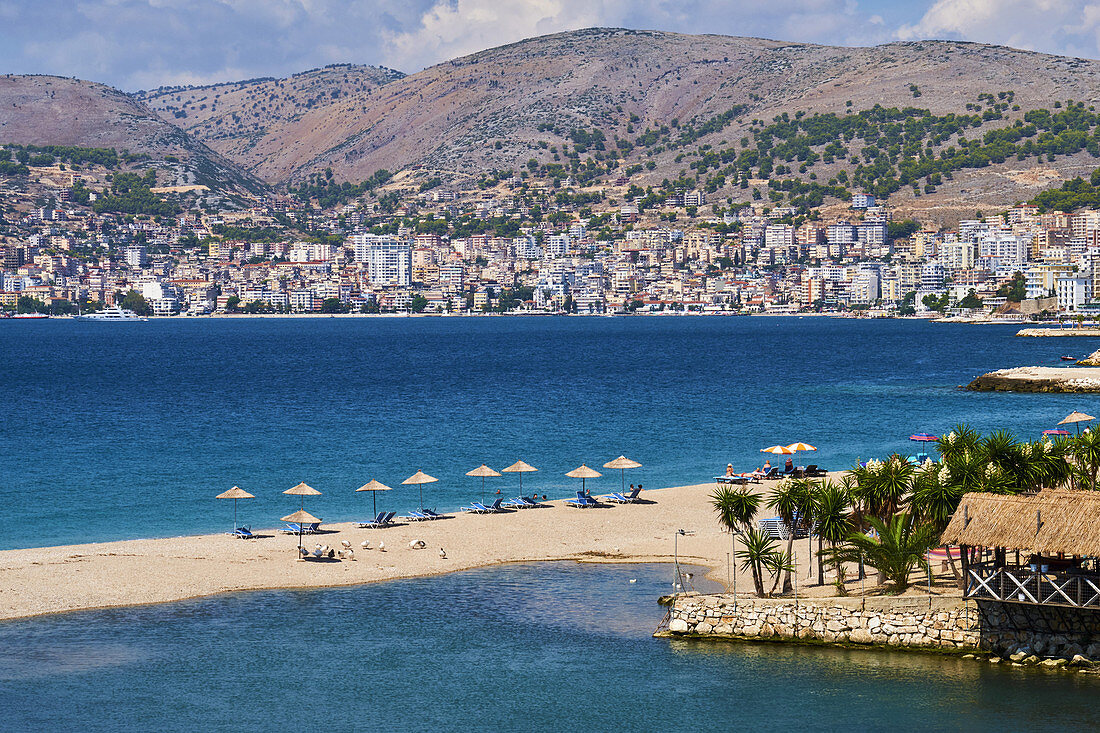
top-left (74, 307), bottom-right (147, 322)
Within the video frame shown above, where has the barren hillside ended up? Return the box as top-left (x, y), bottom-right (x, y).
top-left (0, 74), bottom-right (264, 196)
top-left (134, 64), bottom-right (403, 181)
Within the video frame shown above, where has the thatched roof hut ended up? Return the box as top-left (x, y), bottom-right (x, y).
top-left (942, 489), bottom-right (1100, 556)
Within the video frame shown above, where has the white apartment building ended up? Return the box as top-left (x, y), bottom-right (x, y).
top-left (1056, 275), bottom-right (1091, 312)
top-left (350, 234), bottom-right (412, 287)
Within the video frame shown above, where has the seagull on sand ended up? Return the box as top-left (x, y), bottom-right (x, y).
top-left (379, 540), bottom-right (386, 552)
top-left (439, 547), bottom-right (447, 559)
top-left (360, 540), bottom-right (370, 550)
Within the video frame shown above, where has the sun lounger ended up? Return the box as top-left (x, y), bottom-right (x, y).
top-left (714, 475), bottom-right (751, 485)
top-left (758, 517), bottom-right (789, 539)
top-left (760, 467), bottom-right (780, 480)
top-left (401, 509), bottom-right (430, 521)
top-left (803, 464), bottom-right (824, 477)
top-left (603, 486), bottom-right (642, 503)
top-left (279, 522), bottom-right (319, 535)
top-left (356, 511), bottom-right (395, 528)
top-left (356, 511), bottom-right (387, 527)
top-left (421, 508), bottom-right (449, 519)
top-left (461, 501), bottom-right (491, 513)
top-left (232, 526), bottom-right (254, 539)
top-left (565, 491), bottom-right (599, 508)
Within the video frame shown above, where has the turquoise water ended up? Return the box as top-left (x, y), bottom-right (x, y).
top-left (2, 562), bottom-right (1097, 732)
top-left (2, 316), bottom-right (1097, 549)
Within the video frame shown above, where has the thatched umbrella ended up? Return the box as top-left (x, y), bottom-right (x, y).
top-left (566, 464), bottom-right (602, 495)
top-left (603, 455), bottom-right (641, 493)
top-left (502, 460), bottom-right (538, 495)
top-left (284, 481), bottom-right (321, 511)
top-left (356, 479), bottom-right (392, 517)
top-left (1058, 411), bottom-right (1096, 434)
top-left (466, 464), bottom-right (501, 499)
top-left (402, 470), bottom-right (438, 510)
top-left (215, 486), bottom-right (254, 532)
top-left (281, 509), bottom-right (322, 555)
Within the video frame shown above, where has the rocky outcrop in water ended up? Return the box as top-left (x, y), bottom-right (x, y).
top-left (967, 366), bottom-right (1100, 392)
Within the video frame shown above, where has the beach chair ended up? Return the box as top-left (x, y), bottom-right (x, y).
top-left (461, 501), bottom-right (491, 513)
top-left (401, 510), bottom-right (429, 522)
top-left (804, 464), bottom-right (822, 477)
top-left (521, 495), bottom-right (545, 507)
top-left (356, 511), bottom-right (388, 528)
top-left (601, 492), bottom-right (627, 503)
top-left (758, 517), bottom-right (788, 540)
top-left (565, 491), bottom-right (599, 508)
top-left (421, 508), bottom-right (449, 520)
top-left (232, 526), bottom-right (253, 539)
top-left (761, 467), bottom-right (780, 480)
top-left (279, 522), bottom-right (316, 535)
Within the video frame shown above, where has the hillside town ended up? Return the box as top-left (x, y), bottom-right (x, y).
top-left (0, 160), bottom-right (1095, 318)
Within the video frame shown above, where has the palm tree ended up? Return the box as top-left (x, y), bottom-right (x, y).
top-left (910, 462), bottom-right (965, 588)
top-left (1069, 428), bottom-right (1100, 490)
top-left (710, 485), bottom-right (760, 533)
top-left (767, 478), bottom-right (806, 593)
top-left (813, 480), bottom-right (852, 594)
top-left (736, 527), bottom-right (787, 597)
top-left (820, 513), bottom-right (939, 594)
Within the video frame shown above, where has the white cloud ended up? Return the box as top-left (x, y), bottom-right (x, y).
top-left (383, 0), bottom-right (890, 71)
top-left (898, 0), bottom-right (1100, 59)
top-left (1, 0), bottom-right (895, 89)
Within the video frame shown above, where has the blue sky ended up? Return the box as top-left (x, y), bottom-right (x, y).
top-left (0, 1), bottom-right (1097, 90)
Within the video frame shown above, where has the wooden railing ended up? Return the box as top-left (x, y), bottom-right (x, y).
top-left (967, 562), bottom-right (1100, 608)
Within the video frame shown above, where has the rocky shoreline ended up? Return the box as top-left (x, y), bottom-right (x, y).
top-left (1016, 328), bottom-right (1100, 337)
top-left (967, 366), bottom-right (1100, 392)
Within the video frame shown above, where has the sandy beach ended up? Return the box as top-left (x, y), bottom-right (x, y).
top-left (0, 478), bottom-right (963, 621)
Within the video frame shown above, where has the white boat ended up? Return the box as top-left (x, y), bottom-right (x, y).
top-left (74, 307), bottom-right (147, 322)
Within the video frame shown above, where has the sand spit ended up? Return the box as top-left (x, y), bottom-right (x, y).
top-left (0, 483), bottom-right (728, 620)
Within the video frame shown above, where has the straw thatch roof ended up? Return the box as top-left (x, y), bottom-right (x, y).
top-left (566, 464), bottom-right (602, 479)
top-left (502, 460), bottom-right (537, 473)
top-left (216, 486), bottom-right (255, 500)
top-left (465, 464), bottom-right (501, 478)
top-left (603, 456), bottom-right (642, 470)
top-left (281, 509), bottom-right (321, 524)
top-left (284, 482), bottom-right (321, 496)
top-left (1058, 411), bottom-right (1095, 425)
top-left (941, 490), bottom-right (1100, 556)
top-left (356, 480), bottom-right (392, 492)
top-left (402, 470), bottom-right (438, 485)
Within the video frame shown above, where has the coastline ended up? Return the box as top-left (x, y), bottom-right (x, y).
top-left (0, 482), bottom-right (720, 621)
top-left (0, 477), bottom-right (939, 622)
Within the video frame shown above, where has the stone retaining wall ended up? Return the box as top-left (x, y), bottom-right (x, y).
top-left (663, 594), bottom-right (1100, 663)
top-left (662, 594), bottom-right (980, 650)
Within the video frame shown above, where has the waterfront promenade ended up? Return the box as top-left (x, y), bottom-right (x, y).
top-left (0, 477), bottom-right (953, 620)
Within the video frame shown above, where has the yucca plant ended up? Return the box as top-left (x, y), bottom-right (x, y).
top-left (813, 480), bottom-right (853, 594)
top-left (820, 513), bottom-right (939, 594)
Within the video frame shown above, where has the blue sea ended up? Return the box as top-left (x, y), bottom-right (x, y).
top-left (3, 561), bottom-right (1099, 732)
top-left (1, 315), bottom-right (1095, 550)
top-left (4, 316), bottom-right (1100, 729)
